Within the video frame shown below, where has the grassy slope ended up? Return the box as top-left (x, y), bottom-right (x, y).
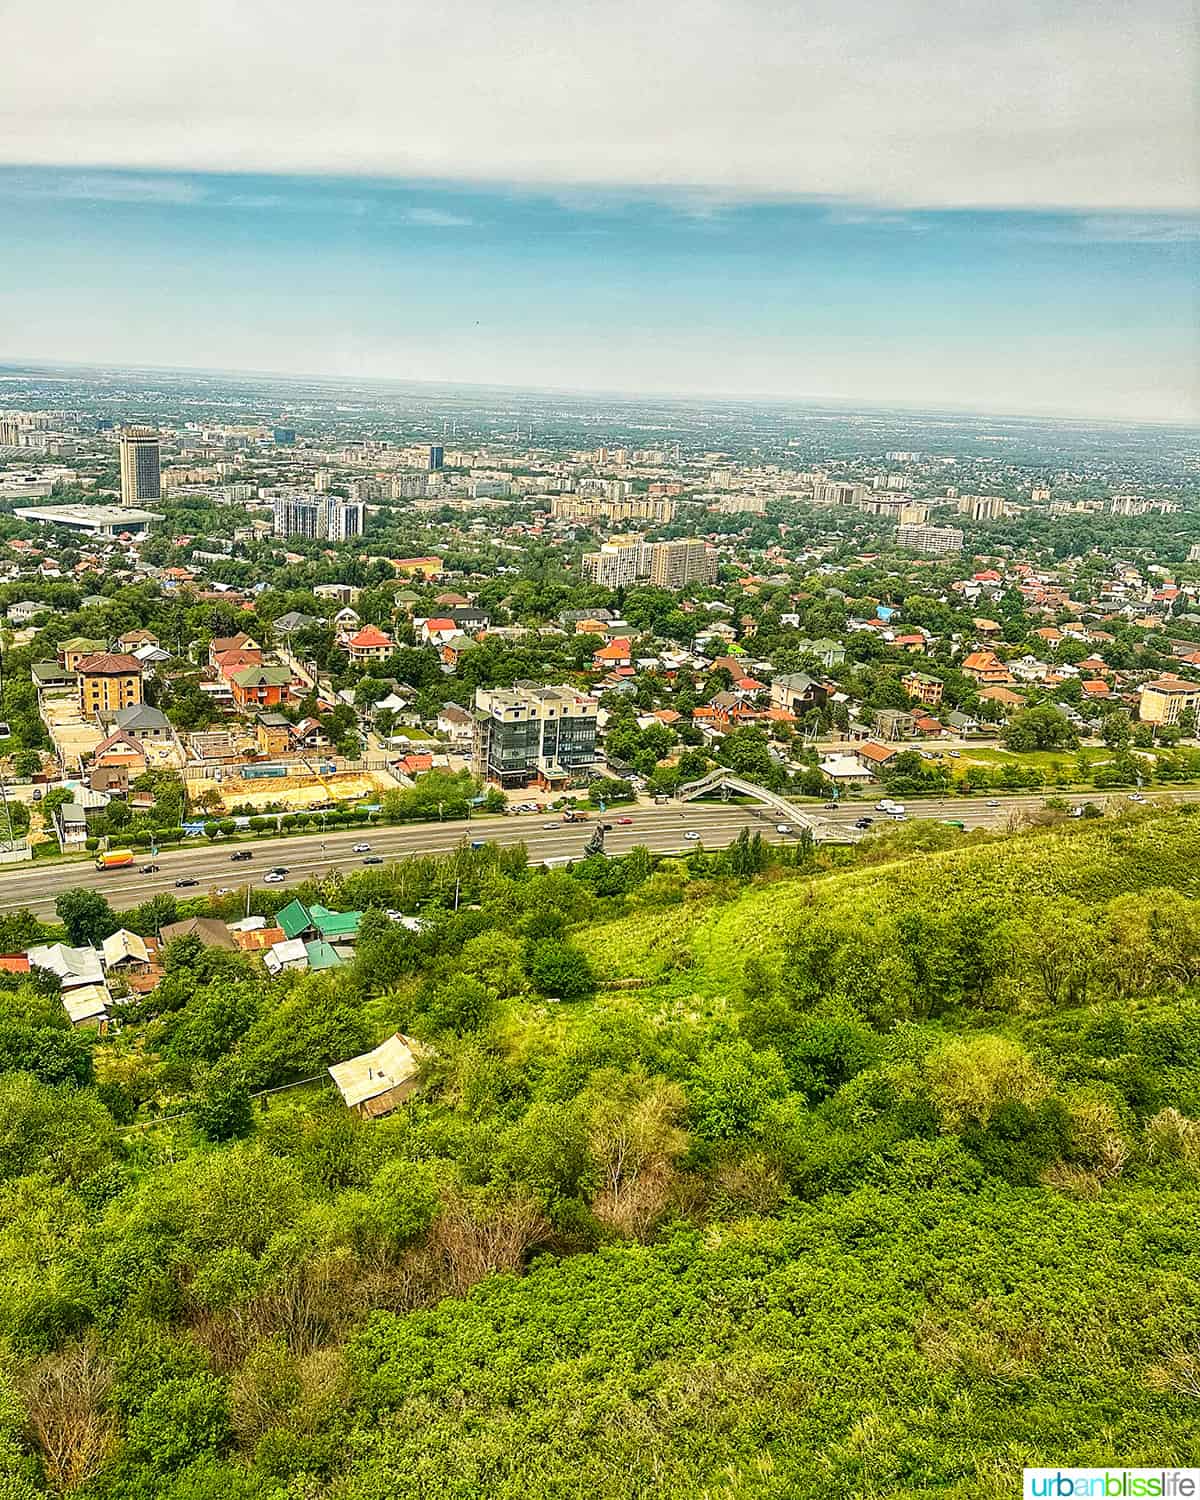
top-left (575, 810), bottom-right (1200, 1006)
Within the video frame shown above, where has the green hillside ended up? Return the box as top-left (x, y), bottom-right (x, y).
top-left (0, 812), bottom-right (1197, 1497)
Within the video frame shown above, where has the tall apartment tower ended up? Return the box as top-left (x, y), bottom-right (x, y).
top-left (119, 427), bottom-right (161, 505)
top-left (273, 494), bottom-right (324, 539)
top-left (428, 445), bottom-right (445, 471)
top-left (327, 499), bottom-right (365, 542)
top-left (648, 538), bottom-right (718, 590)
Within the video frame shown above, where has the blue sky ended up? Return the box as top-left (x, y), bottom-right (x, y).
top-left (1, 0), bottom-right (1195, 422)
top-left (2, 169), bottom-right (1195, 422)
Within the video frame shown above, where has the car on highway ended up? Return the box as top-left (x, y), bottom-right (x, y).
top-left (824, 801), bottom-right (839, 810)
top-left (776, 823), bottom-right (792, 834)
top-left (363, 855), bottom-right (383, 865)
top-left (1127, 792), bottom-right (1145, 802)
top-left (264, 872), bottom-right (285, 884)
top-left (140, 863), bottom-right (159, 873)
top-left (875, 799), bottom-right (896, 812)
top-left (854, 816), bottom-right (873, 829)
top-left (230, 850), bottom-right (252, 862)
top-left (215, 887), bottom-right (235, 896)
top-left (986, 799), bottom-right (1001, 807)
top-left (617, 816), bottom-right (633, 825)
top-left (543, 822), bottom-right (558, 830)
top-left (174, 877), bottom-right (197, 888)
top-left (684, 830), bottom-right (700, 841)
top-left (269, 867), bottom-right (288, 876)
top-left (352, 842), bottom-right (371, 853)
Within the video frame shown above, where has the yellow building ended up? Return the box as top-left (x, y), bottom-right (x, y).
top-left (76, 653), bottom-right (143, 717)
top-left (1139, 676), bottom-right (1200, 726)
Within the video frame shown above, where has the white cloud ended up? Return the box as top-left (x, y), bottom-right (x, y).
top-left (0, 0), bottom-right (1195, 211)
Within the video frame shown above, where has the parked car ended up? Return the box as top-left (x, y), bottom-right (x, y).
top-left (140, 863), bottom-right (159, 873)
top-left (230, 850), bottom-right (252, 861)
top-left (264, 872), bottom-right (285, 884)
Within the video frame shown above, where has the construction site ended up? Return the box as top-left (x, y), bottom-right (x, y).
top-left (184, 760), bottom-right (406, 814)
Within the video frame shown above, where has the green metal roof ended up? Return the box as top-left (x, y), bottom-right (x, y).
top-left (275, 898), bottom-right (312, 940)
top-left (310, 904), bottom-right (362, 940)
top-left (303, 939), bottom-right (343, 970)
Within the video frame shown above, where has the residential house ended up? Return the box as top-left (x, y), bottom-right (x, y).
top-left (328, 1032), bottom-right (426, 1118)
top-left (962, 650), bottom-right (1013, 686)
top-left (112, 703), bottom-right (172, 741)
top-left (256, 712), bottom-right (292, 756)
top-left (209, 634), bottom-right (259, 666)
top-left (231, 665), bottom-right (292, 709)
top-left (346, 626), bottom-right (394, 663)
top-left (902, 671), bottom-right (944, 707)
top-left (855, 742), bottom-right (900, 772)
top-left (159, 916), bottom-right (238, 951)
top-left (770, 671), bottom-right (828, 715)
top-left (978, 685), bottom-right (1026, 714)
top-left (75, 652), bottom-right (144, 717)
top-left (436, 703), bottom-right (475, 746)
top-left (59, 637), bottom-right (107, 671)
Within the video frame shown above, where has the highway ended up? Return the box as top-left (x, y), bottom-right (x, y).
top-left (8, 787), bottom-right (1198, 920)
top-left (1, 805), bottom-right (769, 918)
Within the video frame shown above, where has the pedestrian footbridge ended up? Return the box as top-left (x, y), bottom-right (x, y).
top-left (676, 770), bottom-right (850, 841)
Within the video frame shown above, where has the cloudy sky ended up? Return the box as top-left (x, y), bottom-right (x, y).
top-left (2, 0), bottom-right (1197, 419)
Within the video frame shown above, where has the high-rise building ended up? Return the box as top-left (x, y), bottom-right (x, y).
top-left (472, 684), bottom-right (599, 788)
top-left (273, 427), bottom-right (296, 445)
top-left (314, 469), bottom-right (333, 492)
top-left (957, 494), bottom-right (1006, 521)
top-left (896, 523), bottom-right (964, 556)
top-left (273, 494), bottom-right (364, 542)
top-left (327, 498), bottom-right (365, 542)
top-left (648, 538), bottom-right (718, 590)
top-left (273, 494), bottom-right (324, 539)
top-left (428, 445), bottom-right (445, 471)
top-left (391, 472), bottom-right (428, 500)
top-left (582, 535), bottom-right (653, 588)
top-left (119, 427), bottom-right (161, 505)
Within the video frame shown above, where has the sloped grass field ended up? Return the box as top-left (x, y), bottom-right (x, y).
top-left (576, 810), bottom-right (1200, 1003)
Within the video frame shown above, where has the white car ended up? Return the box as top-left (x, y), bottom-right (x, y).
top-left (986, 799), bottom-right (1001, 807)
top-left (352, 842), bottom-right (371, 852)
top-left (215, 887), bottom-right (235, 896)
top-left (775, 823), bottom-right (792, 834)
top-left (264, 871), bottom-right (285, 884)
top-left (875, 800), bottom-right (895, 812)
top-left (543, 822), bottom-right (558, 830)
top-left (1127, 793), bottom-right (1145, 803)
top-left (684, 830), bottom-right (700, 841)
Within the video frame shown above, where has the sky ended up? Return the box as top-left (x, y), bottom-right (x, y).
top-left (1, 0), bottom-right (1197, 422)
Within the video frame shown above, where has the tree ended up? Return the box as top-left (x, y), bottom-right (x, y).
top-left (55, 889), bottom-right (119, 948)
top-left (526, 941), bottom-right (597, 1003)
top-left (192, 1062), bottom-right (254, 1143)
top-left (1002, 705), bottom-right (1077, 753)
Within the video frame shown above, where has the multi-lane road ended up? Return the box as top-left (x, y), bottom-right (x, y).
top-left (7, 787), bottom-right (1198, 919)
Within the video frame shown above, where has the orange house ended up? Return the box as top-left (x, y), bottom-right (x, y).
top-left (231, 665), bottom-right (292, 709)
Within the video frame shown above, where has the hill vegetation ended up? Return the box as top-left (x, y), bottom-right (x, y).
top-left (0, 812), bottom-right (1197, 1496)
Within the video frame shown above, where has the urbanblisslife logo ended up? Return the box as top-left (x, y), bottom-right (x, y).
top-left (1024, 1472), bottom-right (1199, 1498)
